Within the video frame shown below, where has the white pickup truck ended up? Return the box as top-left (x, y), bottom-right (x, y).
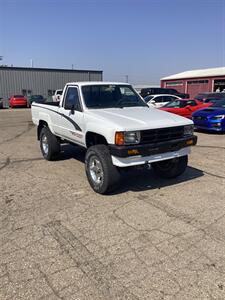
top-left (52, 89), bottom-right (63, 102)
top-left (31, 82), bottom-right (197, 194)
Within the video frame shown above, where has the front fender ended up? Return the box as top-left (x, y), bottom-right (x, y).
top-left (85, 122), bottom-right (116, 145)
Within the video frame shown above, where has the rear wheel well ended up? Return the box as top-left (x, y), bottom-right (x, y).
top-left (37, 120), bottom-right (48, 140)
top-left (86, 132), bottom-right (108, 148)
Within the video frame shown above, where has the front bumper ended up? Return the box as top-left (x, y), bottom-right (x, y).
top-left (194, 121), bottom-right (225, 132)
top-left (109, 135), bottom-right (197, 167)
top-left (111, 147), bottom-right (191, 167)
top-left (11, 102), bottom-right (27, 107)
top-left (194, 125), bottom-right (225, 132)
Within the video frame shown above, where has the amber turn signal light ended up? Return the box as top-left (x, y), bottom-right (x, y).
top-left (186, 139), bottom-right (194, 146)
top-left (128, 149), bottom-right (140, 155)
top-left (115, 132), bottom-right (124, 145)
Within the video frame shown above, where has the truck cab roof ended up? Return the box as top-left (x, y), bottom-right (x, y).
top-left (65, 81), bottom-right (131, 86)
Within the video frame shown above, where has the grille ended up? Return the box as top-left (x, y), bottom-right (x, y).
top-left (193, 116), bottom-right (207, 121)
top-left (141, 126), bottom-right (184, 144)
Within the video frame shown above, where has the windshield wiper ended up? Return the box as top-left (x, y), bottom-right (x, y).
top-left (115, 102), bottom-right (146, 108)
top-left (88, 104), bottom-right (103, 108)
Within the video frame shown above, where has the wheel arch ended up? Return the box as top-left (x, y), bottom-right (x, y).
top-left (85, 131), bottom-right (108, 148)
top-left (37, 120), bottom-right (49, 140)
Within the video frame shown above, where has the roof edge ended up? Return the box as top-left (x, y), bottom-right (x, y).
top-left (0, 66), bottom-right (103, 73)
top-left (161, 67), bottom-right (225, 80)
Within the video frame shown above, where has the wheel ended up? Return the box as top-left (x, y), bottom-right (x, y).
top-left (151, 155), bottom-right (188, 178)
top-left (40, 127), bottom-right (60, 160)
top-left (85, 145), bottom-right (120, 194)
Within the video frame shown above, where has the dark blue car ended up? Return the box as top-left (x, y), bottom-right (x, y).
top-left (192, 99), bottom-right (225, 132)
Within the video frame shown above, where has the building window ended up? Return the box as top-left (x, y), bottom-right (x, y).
top-left (187, 80), bottom-right (208, 84)
top-left (214, 79), bottom-right (225, 92)
top-left (166, 81), bottom-right (183, 86)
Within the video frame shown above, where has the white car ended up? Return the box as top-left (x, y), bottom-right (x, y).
top-left (144, 94), bottom-right (181, 108)
top-left (31, 82), bottom-right (197, 194)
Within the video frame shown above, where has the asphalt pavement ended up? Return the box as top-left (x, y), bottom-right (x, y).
top-left (0, 108), bottom-right (225, 300)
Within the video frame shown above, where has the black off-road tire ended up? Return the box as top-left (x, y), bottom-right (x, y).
top-left (152, 155), bottom-right (188, 178)
top-left (85, 145), bottom-right (120, 194)
top-left (40, 127), bottom-right (60, 161)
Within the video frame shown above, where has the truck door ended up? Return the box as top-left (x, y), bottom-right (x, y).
top-left (58, 86), bottom-right (85, 146)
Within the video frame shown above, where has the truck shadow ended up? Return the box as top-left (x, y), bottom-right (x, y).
top-left (58, 144), bottom-right (204, 194)
top-left (114, 166), bottom-right (204, 194)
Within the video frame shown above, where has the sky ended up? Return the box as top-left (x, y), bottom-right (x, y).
top-left (0, 0), bottom-right (225, 84)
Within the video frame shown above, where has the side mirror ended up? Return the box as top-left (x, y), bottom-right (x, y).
top-left (65, 103), bottom-right (75, 113)
top-left (70, 104), bottom-right (75, 115)
top-left (186, 105), bottom-right (192, 110)
top-left (151, 100), bottom-right (155, 104)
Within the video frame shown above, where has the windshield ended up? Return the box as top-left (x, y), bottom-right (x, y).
top-left (195, 94), bottom-right (205, 100)
top-left (211, 99), bottom-right (225, 108)
top-left (82, 85), bottom-right (148, 109)
top-left (163, 100), bottom-right (186, 108)
top-left (14, 95), bottom-right (24, 98)
top-left (144, 95), bottom-right (154, 102)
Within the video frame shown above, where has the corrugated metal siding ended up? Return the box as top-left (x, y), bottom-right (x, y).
top-left (0, 68), bottom-right (102, 99)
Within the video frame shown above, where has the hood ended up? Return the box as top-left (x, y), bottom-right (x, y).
top-left (86, 106), bottom-right (192, 131)
top-left (160, 107), bottom-right (176, 112)
top-left (193, 107), bottom-right (225, 118)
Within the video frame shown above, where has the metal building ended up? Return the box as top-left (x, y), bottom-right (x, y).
top-left (161, 67), bottom-right (225, 98)
top-left (0, 66), bottom-right (103, 100)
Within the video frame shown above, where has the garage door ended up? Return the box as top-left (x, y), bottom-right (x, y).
top-left (187, 80), bottom-right (209, 98)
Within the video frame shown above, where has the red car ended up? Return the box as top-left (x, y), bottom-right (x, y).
top-left (159, 99), bottom-right (211, 118)
top-left (9, 95), bottom-right (28, 108)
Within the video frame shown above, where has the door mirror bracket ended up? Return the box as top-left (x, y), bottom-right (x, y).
top-left (70, 104), bottom-right (75, 115)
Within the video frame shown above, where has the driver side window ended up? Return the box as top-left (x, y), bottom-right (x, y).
top-left (64, 87), bottom-right (81, 111)
top-left (154, 96), bottom-right (163, 103)
top-left (187, 100), bottom-right (196, 106)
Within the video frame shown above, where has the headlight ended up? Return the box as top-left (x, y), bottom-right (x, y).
top-left (211, 115), bottom-right (225, 120)
top-left (124, 131), bottom-right (140, 144)
top-left (184, 125), bottom-right (194, 136)
top-left (115, 131), bottom-right (141, 145)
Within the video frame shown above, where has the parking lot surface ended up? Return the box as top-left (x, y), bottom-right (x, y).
top-left (0, 108), bottom-right (225, 300)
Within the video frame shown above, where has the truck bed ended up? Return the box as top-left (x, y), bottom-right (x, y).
top-left (43, 101), bottom-right (60, 106)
